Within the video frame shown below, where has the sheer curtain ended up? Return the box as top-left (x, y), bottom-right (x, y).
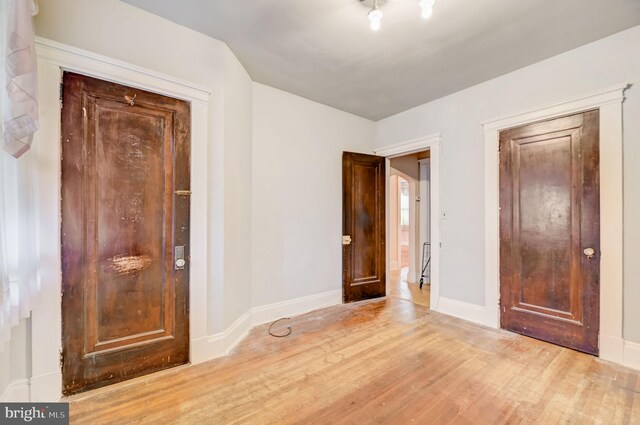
top-left (0, 0), bottom-right (40, 350)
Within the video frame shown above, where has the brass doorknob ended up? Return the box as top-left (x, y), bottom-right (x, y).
top-left (583, 248), bottom-right (596, 259)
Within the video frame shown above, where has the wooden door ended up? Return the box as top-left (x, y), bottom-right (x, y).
top-left (499, 110), bottom-right (600, 355)
top-left (342, 152), bottom-right (386, 303)
top-left (61, 72), bottom-right (191, 394)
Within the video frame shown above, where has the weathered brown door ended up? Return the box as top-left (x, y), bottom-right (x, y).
top-left (61, 72), bottom-right (191, 394)
top-left (342, 152), bottom-right (386, 303)
top-left (499, 110), bottom-right (600, 355)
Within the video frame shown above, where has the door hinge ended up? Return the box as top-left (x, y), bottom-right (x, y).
top-left (59, 82), bottom-right (64, 104)
top-left (59, 349), bottom-right (65, 368)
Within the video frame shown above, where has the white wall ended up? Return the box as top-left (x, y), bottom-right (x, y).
top-left (0, 320), bottom-right (30, 401)
top-left (375, 25), bottom-right (640, 343)
top-left (251, 83), bottom-right (375, 306)
top-left (220, 48), bottom-right (254, 331)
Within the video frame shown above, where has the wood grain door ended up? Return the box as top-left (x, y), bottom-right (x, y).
top-left (342, 152), bottom-right (386, 303)
top-left (61, 72), bottom-right (191, 394)
top-left (499, 110), bottom-right (600, 355)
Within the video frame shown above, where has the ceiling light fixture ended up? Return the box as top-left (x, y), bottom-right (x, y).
top-left (368, 1), bottom-right (383, 31)
top-left (365, 0), bottom-right (435, 31)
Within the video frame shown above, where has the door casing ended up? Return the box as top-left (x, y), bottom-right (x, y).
top-left (374, 135), bottom-right (441, 309)
top-left (482, 84), bottom-right (627, 363)
top-left (29, 38), bottom-right (212, 401)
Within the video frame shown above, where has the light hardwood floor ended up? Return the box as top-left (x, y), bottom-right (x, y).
top-left (389, 267), bottom-right (430, 307)
top-left (68, 296), bottom-right (640, 424)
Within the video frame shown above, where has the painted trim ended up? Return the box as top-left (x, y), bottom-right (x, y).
top-left (481, 84), bottom-right (628, 130)
top-left (193, 310), bottom-right (253, 361)
top-left (35, 37), bottom-right (212, 101)
top-left (196, 290), bottom-right (342, 360)
top-left (482, 84), bottom-right (629, 364)
top-left (31, 38), bottom-right (212, 401)
top-left (624, 341), bottom-right (640, 371)
top-left (435, 297), bottom-right (496, 328)
top-left (379, 135), bottom-right (440, 309)
top-left (250, 289), bottom-right (341, 326)
top-left (375, 133), bottom-right (441, 158)
top-left (1, 379), bottom-right (30, 402)
top-left (418, 159), bottom-right (430, 284)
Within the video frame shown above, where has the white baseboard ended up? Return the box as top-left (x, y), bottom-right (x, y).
top-left (434, 296), bottom-right (640, 372)
top-left (251, 289), bottom-right (341, 326)
top-left (1, 379), bottom-right (30, 402)
top-left (599, 334), bottom-right (625, 364)
top-left (29, 372), bottom-right (61, 402)
top-left (434, 296), bottom-right (499, 329)
top-left (191, 311), bottom-right (253, 363)
top-left (196, 289), bottom-right (342, 362)
top-left (623, 340), bottom-right (640, 371)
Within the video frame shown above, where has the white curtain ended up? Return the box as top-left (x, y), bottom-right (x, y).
top-left (0, 0), bottom-right (40, 350)
top-left (3, 0), bottom-right (39, 157)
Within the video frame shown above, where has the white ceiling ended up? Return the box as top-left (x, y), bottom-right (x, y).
top-left (122, 0), bottom-right (640, 120)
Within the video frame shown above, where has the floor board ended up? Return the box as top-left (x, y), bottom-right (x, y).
top-left (389, 267), bottom-right (430, 307)
top-left (68, 298), bottom-right (640, 424)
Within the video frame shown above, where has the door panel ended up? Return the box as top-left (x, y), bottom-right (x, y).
top-left (343, 152), bottom-right (386, 303)
top-left (61, 72), bottom-right (191, 394)
top-left (499, 110), bottom-right (600, 355)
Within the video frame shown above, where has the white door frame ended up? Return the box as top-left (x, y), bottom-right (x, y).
top-left (388, 174), bottom-right (401, 271)
top-left (418, 159), bottom-right (430, 280)
top-left (375, 134), bottom-right (441, 309)
top-left (31, 38), bottom-right (212, 401)
top-left (392, 171), bottom-right (417, 281)
top-left (482, 84), bottom-right (628, 364)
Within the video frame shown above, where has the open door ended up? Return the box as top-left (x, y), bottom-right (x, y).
top-left (342, 152), bottom-right (386, 303)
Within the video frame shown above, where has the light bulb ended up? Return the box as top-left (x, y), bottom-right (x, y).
top-left (368, 7), bottom-right (383, 31)
top-left (421, 6), bottom-right (433, 19)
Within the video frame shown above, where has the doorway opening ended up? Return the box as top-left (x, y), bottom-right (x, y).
top-left (388, 150), bottom-right (430, 308)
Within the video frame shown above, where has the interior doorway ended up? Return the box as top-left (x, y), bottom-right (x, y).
top-left (388, 150), bottom-right (431, 307)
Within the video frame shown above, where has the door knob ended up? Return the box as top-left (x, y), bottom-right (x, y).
top-left (583, 247), bottom-right (596, 259)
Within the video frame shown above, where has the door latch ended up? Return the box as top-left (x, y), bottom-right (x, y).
top-left (175, 246), bottom-right (186, 270)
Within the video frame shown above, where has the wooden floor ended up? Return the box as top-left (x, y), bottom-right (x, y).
top-left (389, 267), bottom-right (430, 307)
top-left (68, 298), bottom-right (640, 424)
